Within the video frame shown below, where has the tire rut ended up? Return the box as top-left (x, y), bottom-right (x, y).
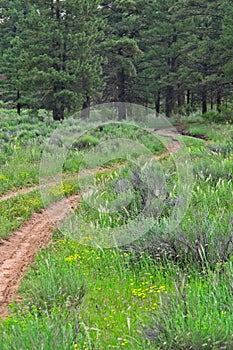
top-left (0, 194), bottom-right (80, 319)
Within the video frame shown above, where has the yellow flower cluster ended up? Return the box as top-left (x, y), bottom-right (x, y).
top-left (73, 341), bottom-right (89, 350)
top-left (0, 174), bottom-right (9, 181)
top-left (120, 339), bottom-right (129, 347)
top-left (64, 253), bottom-right (81, 262)
top-left (48, 183), bottom-right (74, 197)
top-left (48, 185), bottom-right (64, 197)
top-left (131, 281), bottom-right (166, 299)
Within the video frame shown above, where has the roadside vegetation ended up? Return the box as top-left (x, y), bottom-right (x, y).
top-left (0, 109), bottom-right (232, 349)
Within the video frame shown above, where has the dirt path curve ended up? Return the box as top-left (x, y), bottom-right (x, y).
top-left (0, 194), bottom-right (80, 319)
top-left (155, 128), bottom-right (182, 156)
top-left (0, 129), bottom-right (182, 320)
top-left (0, 184), bottom-right (42, 203)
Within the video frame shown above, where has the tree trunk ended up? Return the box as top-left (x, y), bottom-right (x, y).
top-left (81, 94), bottom-right (91, 118)
top-left (177, 88), bottom-right (185, 108)
top-left (201, 87), bottom-right (207, 114)
top-left (118, 68), bottom-right (126, 119)
top-left (118, 103), bottom-right (126, 120)
top-left (210, 88), bottom-right (213, 110)
top-left (127, 103), bottom-right (133, 118)
top-left (216, 89), bottom-right (221, 112)
top-left (155, 91), bottom-right (160, 116)
top-left (191, 92), bottom-right (195, 107)
top-left (53, 106), bottom-right (64, 121)
top-left (187, 90), bottom-right (190, 105)
top-left (165, 86), bottom-right (174, 118)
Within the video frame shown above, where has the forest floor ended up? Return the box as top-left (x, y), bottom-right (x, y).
top-left (0, 128), bottom-right (181, 320)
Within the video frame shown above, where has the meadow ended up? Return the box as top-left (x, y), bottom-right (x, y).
top-left (0, 108), bottom-right (232, 349)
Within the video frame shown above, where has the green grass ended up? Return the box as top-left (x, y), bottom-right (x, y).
top-left (0, 111), bottom-right (166, 195)
top-left (185, 122), bottom-right (233, 142)
top-left (147, 265), bottom-right (233, 349)
top-left (0, 114), bottom-right (233, 349)
top-left (0, 191), bottom-right (43, 239)
top-left (0, 178), bottom-right (79, 239)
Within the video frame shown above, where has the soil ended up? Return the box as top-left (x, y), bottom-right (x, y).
top-left (155, 128), bottom-right (182, 155)
top-left (0, 194), bottom-right (80, 319)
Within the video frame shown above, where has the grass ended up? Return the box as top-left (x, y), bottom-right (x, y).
top-left (0, 111), bottom-right (165, 195)
top-left (185, 122), bottom-right (233, 142)
top-left (0, 178), bottom-right (79, 239)
top-left (0, 110), bottom-right (233, 349)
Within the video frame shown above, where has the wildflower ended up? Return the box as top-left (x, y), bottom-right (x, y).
top-left (64, 253), bottom-right (81, 262)
top-left (0, 174), bottom-right (8, 181)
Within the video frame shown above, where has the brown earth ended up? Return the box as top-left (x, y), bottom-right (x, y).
top-left (0, 129), bottom-right (182, 320)
top-left (0, 194), bottom-right (80, 320)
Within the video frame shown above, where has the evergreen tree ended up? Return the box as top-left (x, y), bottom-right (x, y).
top-left (99, 0), bottom-right (142, 118)
top-left (220, 0), bottom-right (233, 105)
top-left (134, 0), bottom-right (198, 117)
top-left (175, 0), bottom-right (225, 114)
top-left (0, 1), bottom-right (29, 114)
top-left (1, 0), bottom-right (104, 120)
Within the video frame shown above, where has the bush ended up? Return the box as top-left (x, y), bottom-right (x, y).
top-left (71, 135), bottom-right (99, 150)
top-left (0, 310), bottom-right (83, 350)
top-left (203, 108), bottom-right (233, 123)
top-left (203, 111), bottom-right (224, 123)
top-left (194, 158), bottom-right (232, 181)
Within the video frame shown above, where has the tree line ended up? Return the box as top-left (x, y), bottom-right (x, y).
top-left (0, 0), bottom-right (233, 120)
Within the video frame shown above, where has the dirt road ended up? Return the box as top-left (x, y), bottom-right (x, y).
top-left (0, 195), bottom-right (80, 319)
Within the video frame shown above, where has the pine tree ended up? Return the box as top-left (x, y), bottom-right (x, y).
top-left (0, 0), bottom-right (29, 114)
top-left (99, 0), bottom-right (142, 118)
top-left (133, 0), bottom-right (198, 117)
top-left (1, 0), bottom-right (104, 120)
top-left (176, 0), bottom-right (225, 114)
top-left (220, 0), bottom-right (233, 105)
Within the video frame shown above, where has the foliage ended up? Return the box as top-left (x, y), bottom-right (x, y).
top-left (203, 109), bottom-right (233, 123)
top-left (0, 0), bottom-right (104, 119)
top-left (1, 1), bottom-right (233, 117)
top-left (71, 135), bottom-right (100, 151)
top-left (0, 178), bottom-right (79, 240)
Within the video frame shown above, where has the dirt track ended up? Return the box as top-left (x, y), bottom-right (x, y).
top-left (0, 129), bottom-right (181, 320)
top-left (0, 195), bottom-right (80, 319)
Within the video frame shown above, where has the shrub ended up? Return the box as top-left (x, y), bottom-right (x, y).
top-left (203, 108), bottom-right (233, 124)
top-left (194, 158), bottom-right (232, 181)
top-left (71, 135), bottom-right (99, 150)
top-left (203, 111), bottom-right (223, 123)
top-left (0, 310), bottom-right (83, 350)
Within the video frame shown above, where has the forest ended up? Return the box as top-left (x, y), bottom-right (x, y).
top-left (1, 0), bottom-right (233, 120)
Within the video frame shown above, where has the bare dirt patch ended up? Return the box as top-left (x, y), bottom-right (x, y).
top-left (0, 194), bottom-right (80, 319)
